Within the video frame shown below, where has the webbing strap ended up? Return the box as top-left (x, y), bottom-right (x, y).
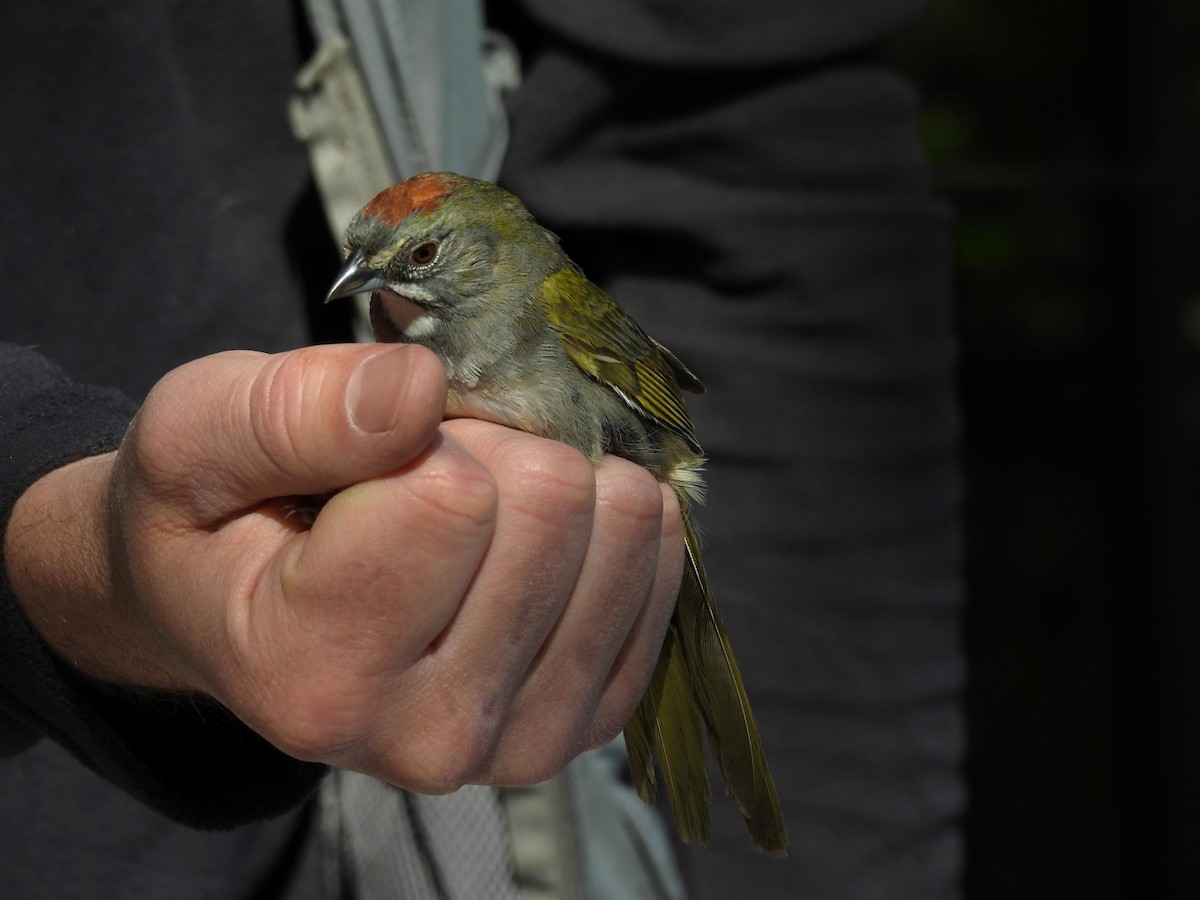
top-left (290, 0), bottom-right (517, 240)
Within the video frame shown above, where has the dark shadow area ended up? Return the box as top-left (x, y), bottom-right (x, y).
top-left (894, 2), bottom-right (1200, 897)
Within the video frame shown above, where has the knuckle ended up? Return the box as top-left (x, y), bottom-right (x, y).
top-left (406, 449), bottom-right (500, 532)
top-left (505, 755), bottom-right (570, 788)
top-left (244, 678), bottom-right (372, 763)
top-left (120, 365), bottom-right (216, 491)
top-left (589, 712), bottom-right (630, 751)
top-left (412, 751), bottom-right (483, 795)
top-left (217, 624), bottom-right (386, 766)
top-left (487, 694), bottom-right (592, 786)
top-left (486, 741), bottom-right (573, 788)
top-left (596, 458), bottom-right (666, 527)
top-left (592, 685), bottom-right (645, 748)
top-left (592, 647), bottom-right (659, 747)
top-left (411, 715), bottom-right (498, 794)
top-left (517, 728), bottom-right (589, 785)
top-left (405, 677), bottom-right (507, 790)
top-left (505, 440), bottom-right (597, 522)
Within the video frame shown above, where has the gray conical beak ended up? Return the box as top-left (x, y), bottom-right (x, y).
top-left (325, 249), bottom-right (388, 303)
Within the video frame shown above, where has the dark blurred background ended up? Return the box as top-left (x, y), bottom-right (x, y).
top-left (893, 2), bottom-right (1200, 898)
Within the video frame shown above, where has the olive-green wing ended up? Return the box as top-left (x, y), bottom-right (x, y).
top-left (541, 268), bottom-right (703, 451)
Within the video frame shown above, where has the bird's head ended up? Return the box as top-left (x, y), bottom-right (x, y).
top-left (327, 173), bottom-right (560, 343)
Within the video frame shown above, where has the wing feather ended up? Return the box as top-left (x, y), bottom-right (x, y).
top-left (541, 268), bottom-right (703, 452)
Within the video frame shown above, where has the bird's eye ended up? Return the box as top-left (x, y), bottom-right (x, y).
top-left (408, 241), bottom-right (439, 267)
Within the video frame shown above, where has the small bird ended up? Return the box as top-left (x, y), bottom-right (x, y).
top-left (327, 172), bottom-right (787, 856)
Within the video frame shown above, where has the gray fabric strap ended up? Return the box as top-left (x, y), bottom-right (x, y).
top-left (500, 778), bottom-right (585, 900)
top-left (334, 0), bottom-right (514, 181)
top-left (321, 771), bottom-right (517, 900)
top-left (291, 0), bottom-right (515, 235)
top-left (563, 739), bottom-right (686, 900)
top-left (500, 739), bottom-right (686, 900)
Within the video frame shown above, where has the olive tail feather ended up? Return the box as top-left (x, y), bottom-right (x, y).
top-left (675, 514), bottom-right (788, 857)
top-left (624, 513), bottom-right (788, 857)
top-left (625, 628), bottom-right (712, 844)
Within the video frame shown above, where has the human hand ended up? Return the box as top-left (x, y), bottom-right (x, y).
top-left (4, 344), bottom-right (683, 790)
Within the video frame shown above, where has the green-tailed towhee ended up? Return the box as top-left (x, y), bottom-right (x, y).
top-left (326, 172), bottom-right (786, 856)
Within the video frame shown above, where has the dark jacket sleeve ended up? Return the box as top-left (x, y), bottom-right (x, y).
top-left (498, 1), bottom-right (964, 897)
top-left (0, 344), bottom-right (324, 828)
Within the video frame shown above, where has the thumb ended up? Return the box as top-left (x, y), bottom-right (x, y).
top-left (121, 343), bottom-right (447, 524)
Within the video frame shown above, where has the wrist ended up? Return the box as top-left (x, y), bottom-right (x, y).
top-left (3, 453), bottom-right (189, 690)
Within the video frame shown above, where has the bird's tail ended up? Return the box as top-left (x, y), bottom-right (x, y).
top-left (624, 513), bottom-right (788, 856)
